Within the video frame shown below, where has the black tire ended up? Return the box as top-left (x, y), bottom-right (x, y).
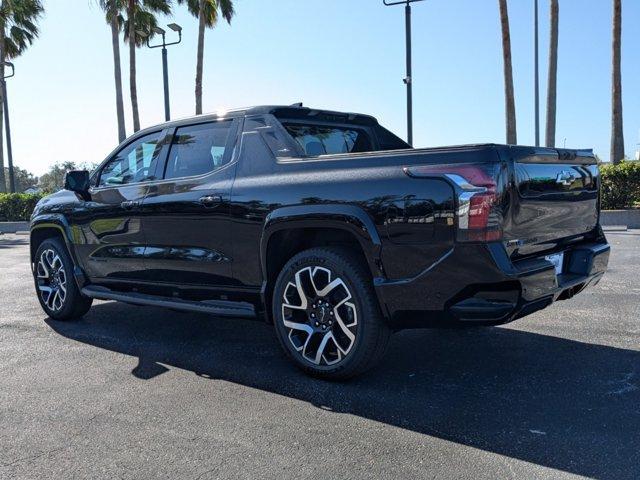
top-left (33, 238), bottom-right (93, 321)
top-left (272, 247), bottom-right (391, 380)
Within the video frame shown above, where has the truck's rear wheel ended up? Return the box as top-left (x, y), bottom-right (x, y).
top-left (33, 238), bottom-right (92, 321)
top-left (272, 247), bottom-right (391, 380)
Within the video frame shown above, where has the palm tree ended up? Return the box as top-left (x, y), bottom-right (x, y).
top-left (610, 0), bottom-right (624, 164)
top-left (545, 0), bottom-right (559, 148)
top-left (98, 0), bottom-right (127, 143)
top-left (123, 0), bottom-right (171, 132)
top-left (0, 0), bottom-right (43, 193)
top-left (179, 0), bottom-right (234, 115)
top-left (498, 0), bottom-right (516, 144)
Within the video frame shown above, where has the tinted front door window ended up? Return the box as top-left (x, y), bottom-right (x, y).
top-left (99, 132), bottom-right (164, 186)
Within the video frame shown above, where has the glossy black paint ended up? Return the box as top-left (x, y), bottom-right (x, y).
top-left (30, 105), bottom-right (609, 328)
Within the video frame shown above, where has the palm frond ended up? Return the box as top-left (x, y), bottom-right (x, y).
top-left (0, 0), bottom-right (44, 59)
top-left (123, 6), bottom-right (163, 47)
top-left (142, 0), bottom-right (172, 15)
top-left (218, 0), bottom-right (234, 24)
top-left (177, 0), bottom-right (234, 28)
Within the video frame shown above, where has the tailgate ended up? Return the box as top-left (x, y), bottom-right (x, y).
top-left (504, 148), bottom-right (600, 257)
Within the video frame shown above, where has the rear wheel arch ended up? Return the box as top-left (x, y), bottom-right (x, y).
top-left (260, 219), bottom-right (382, 324)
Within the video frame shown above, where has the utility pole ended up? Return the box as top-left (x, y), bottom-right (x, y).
top-left (383, 0), bottom-right (426, 147)
top-left (2, 62), bottom-right (15, 193)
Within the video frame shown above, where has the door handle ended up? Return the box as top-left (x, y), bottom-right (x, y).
top-left (121, 200), bottom-right (140, 210)
top-left (199, 195), bottom-right (223, 207)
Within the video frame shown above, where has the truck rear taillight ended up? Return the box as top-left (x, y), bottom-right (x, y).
top-left (404, 164), bottom-right (503, 242)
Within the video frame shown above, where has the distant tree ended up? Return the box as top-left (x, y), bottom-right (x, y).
top-left (3, 166), bottom-right (37, 192)
top-left (610, 0), bottom-right (624, 164)
top-left (0, 0), bottom-right (44, 192)
top-left (178, 0), bottom-right (234, 114)
top-left (123, 0), bottom-right (172, 132)
top-left (38, 161), bottom-right (78, 193)
top-left (7, 166), bottom-right (37, 192)
top-left (545, 0), bottom-right (559, 147)
top-left (498, 0), bottom-right (517, 144)
top-left (98, 0), bottom-right (127, 142)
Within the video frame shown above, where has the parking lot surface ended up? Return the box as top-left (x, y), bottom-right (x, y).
top-left (1, 231), bottom-right (639, 479)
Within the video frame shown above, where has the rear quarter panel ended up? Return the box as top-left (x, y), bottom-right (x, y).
top-left (230, 125), bottom-right (500, 286)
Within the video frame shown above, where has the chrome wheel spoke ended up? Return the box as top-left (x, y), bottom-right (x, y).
top-left (312, 331), bottom-right (333, 365)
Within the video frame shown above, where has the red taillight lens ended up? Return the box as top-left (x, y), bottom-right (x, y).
top-left (404, 163), bottom-right (503, 242)
top-left (468, 192), bottom-right (494, 229)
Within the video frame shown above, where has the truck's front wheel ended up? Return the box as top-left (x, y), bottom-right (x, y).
top-left (33, 238), bottom-right (92, 321)
top-left (272, 247), bottom-right (391, 380)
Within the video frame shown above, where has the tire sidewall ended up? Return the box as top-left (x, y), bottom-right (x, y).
top-left (272, 249), bottom-right (377, 377)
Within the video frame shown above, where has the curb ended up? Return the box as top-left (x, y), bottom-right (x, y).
top-left (0, 221), bottom-right (30, 234)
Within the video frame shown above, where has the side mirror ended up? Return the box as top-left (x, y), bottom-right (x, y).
top-left (64, 170), bottom-right (91, 199)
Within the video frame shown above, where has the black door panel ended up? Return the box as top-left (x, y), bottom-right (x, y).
top-left (73, 184), bottom-right (149, 280)
top-left (73, 129), bottom-right (169, 281)
top-left (140, 119), bottom-right (239, 286)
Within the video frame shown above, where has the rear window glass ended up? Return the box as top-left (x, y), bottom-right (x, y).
top-left (283, 123), bottom-right (373, 156)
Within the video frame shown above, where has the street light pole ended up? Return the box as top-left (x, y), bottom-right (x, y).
top-left (534, 0), bottom-right (540, 147)
top-left (405, 2), bottom-right (413, 147)
top-left (2, 62), bottom-right (15, 193)
top-left (159, 41), bottom-right (171, 121)
top-left (146, 24), bottom-right (182, 122)
top-left (383, 0), bottom-right (425, 147)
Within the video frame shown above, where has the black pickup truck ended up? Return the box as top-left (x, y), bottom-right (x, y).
top-left (30, 105), bottom-right (610, 379)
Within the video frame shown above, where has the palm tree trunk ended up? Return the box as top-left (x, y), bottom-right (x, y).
top-left (195, 0), bottom-right (206, 115)
top-left (129, 0), bottom-right (140, 132)
top-left (611, 0), bottom-right (624, 164)
top-left (110, 6), bottom-right (126, 142)
top-left (498, 0), bottom-right (517, 145)
top-left (0, 27), bottom-right (6, 194)
top-left (545, 0), bottom-right (559, 148)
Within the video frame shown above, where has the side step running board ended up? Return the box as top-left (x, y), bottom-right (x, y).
top-left (81, 285), bottom-right (256, 318)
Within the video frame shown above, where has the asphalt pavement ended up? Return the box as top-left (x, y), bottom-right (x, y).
top-left (1, 231), bottom-right (639, 479)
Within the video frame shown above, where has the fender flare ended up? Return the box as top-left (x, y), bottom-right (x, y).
top-left (260, 203), bottom-right (383, 282)
top-left (30, 214), bottom-right (87, 287)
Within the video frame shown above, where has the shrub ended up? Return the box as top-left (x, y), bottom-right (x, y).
top-left (600, 161), bottom-right (640, 210)
top-left (0, 193), bottom-right (44, 221)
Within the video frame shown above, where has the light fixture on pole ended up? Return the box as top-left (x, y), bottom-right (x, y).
top-left (2, 62), bottom-right (15, 193)
top-left (383, 0), bottom-right (425, 147)
top-left (145, 23), bottom-right (183, 121)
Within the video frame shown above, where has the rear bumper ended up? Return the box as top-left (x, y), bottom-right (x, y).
top-left (375, 238), bottom-right (610, 329)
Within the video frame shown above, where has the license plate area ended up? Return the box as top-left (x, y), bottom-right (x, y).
top-left (545, 252), bottom-right (564, 275)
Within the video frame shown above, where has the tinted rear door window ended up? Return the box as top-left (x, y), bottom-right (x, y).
top-left (283, 123), bottom-right (373, 156)
top-left (164, 121), bottom-right (232, 179)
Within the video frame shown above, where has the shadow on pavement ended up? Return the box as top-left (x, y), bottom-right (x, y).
top-left (47, 301), bottom-right (640, 479)
top-left (0, 236), bottom-right (29, 249)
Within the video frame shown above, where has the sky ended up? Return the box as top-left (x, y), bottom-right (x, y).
top-left (7, 0), bottom-right (640, 176)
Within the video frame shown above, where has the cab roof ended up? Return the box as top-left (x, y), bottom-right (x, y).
top-left (140, 104), bottom-right (380, 133)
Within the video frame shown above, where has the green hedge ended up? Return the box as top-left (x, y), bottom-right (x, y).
top-left (600, 161), bottom-right (640, 210)
top-left (0, 193), bottom-right (44, 221)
